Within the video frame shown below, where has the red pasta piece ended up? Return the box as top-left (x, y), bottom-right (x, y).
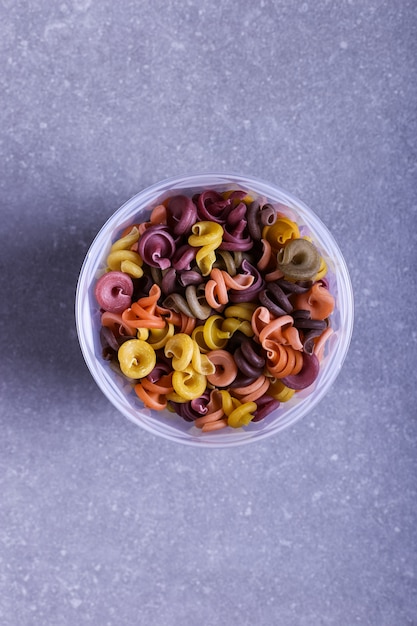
top-left (95, 271), bottom-right (134, 314)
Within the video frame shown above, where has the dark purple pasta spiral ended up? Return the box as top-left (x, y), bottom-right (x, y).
top-left (166, 195), bottom-right (198, 235)
top-left (251, 395), bottom-right (280, 422)
top-left (138, 225), bottom-right (176, 270)
top-left (259, 282), bottom-right (293, 316)
top-left (229, 259), bottom-right (264, 302)
top-left (233, 338), bottom-right (265, 379)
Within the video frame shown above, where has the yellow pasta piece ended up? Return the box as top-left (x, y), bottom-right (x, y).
top-left (221, 317), bottom-right (253, 338)
top-left (147, 323), bottom-right (175, 350)
top-left (165, 334), bottom-right (194, 371)
top-left (188, 221), bottom-right (223, 276)
top-left (224, 302), bottom-right (257, 322)
top-left (219, 391), bottom-right (256, 428)
top-left (262, 217), bottom-right (300, 250)
top-left (219, 390), bottom-right (241, 416)
top-left (172, 366), bottom-right (207, 400)
top-left (106, 226), bottom-right (143, 278)
top-left (203, 315), bottom-right (230, 350)
top-left (118, 339), bottom-right (156, 379)
top-left (315, 257), bottom-right (328, 281)
top-left (192, 326), bottom-right (211, 353)
top-left (268, 379), bottom-right (296, 402)
top-left (136, 328), bottom-right (150, 341)
top-left (227, 402), bottom-right (257, 428)
top-left (191, 343), bottom-right (216, 376)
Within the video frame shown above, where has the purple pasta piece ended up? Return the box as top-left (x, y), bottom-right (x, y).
top-left (147, 359), bottom-right (172, 383)
top-left (259, 282), bottom-right (293, 316)
top-left (94, 270), bottom-right (134, 313)
top-left (247, 200), bottom-right (262, 240)
top-left (229, 259), bottom-right (264, 302)
top-left (281, 352), bottom-right (320, 390)
top-left (137, 225), bottom-right (176, 270)
top-left (166, 195), bottom-right (198, 235)
top-left (196, 190), bottom-right (229, 223)
top-left (172, 244), bottom-right (197, 271)
top-left (292, 311), bottom-right (327, 331)
top-left (177, 270), bottom-right (203, 287)
top-left (303, 329), bottom-right (326, 355)
top-left (229, 372), bottom-right (259, 389)
top-left (161, 268), bottom-right (178, 295)
top-left (276, 278), bottom-right (312, 295)
top-left (241, 339), bottom-right (266, 368)
top-left (219, 220), bottom-right (253, 252)
top-left (259, 203), bottom-right (276, 227)
top-left (226, 202), bottom-right (247, 226)
top-left (173, 392), bottom-right (211, 422)
top-left (251, 395), bottom-right (280, 422)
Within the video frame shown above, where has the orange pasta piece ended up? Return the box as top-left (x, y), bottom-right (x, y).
top-left (266, 343), bottom-right (303, 378)
top-left (194, 389), bottom-right (226, 431)
top-left (202, 419), bottom-right (228, 432)
top-left (134, 372), bottom-right (173, 411)
top-left (232, 375), bottom-right (270, 403)
top-left (101, 311), bottom-right (136, 337)
top-left (206, 350), bottom-right (238, 387)
top-left (134, 385), bottom-right (167, 410)
top-left (122, 284), bottom-right (166, 329)
top-left (257, 239), bottom-right (274, 271)
top-left (265, 268), bottom-right (285, 282)
top-left (293, 282), bottom-right (335, 320)
top-left (258, 314), bottom-right (303, 351)
top-left (205, 268), bottom-right (254, 309)
top-left (150, 204), bottom-right (168, 224)
top-left (314, 327), bottom-right (334, 362)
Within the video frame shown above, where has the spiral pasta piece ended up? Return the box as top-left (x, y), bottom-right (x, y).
top-left (258, 313), bottom-right (303, 351)
top-left (268, 379), bottom-right (296, 402)
top-left (264, 342), bottom-right (304, 378)
top-left (219, 391), bottom-right (257, 428)
top-left (224, 302), bottom-right (257, 322)
top-left (122, 284), bottom-right (166, 329)
top-left (172, 366), bottom-right (207, 401)
top-left (163, 285), bottom-right (212, 320)
top-left (147, 322), bottom-right (175, 350)
top-left (220, 317), bottom-right (253, 338)
top-left (206, 350), bottom-right (238, 387)
top-left (106, 227), bottom-right (144, 278)
top-left (138, 225), bottom-right (176, 270)
top-left (262, 217), bottom-right (300, 250)
top-left (276, 238), bottom-right (321, 281)
top-left (293, 281), bottom-right (335, 320)
top-left (232, 375), bottom-right (270, 403)
top-left (165, 333), bottom-right (214, 375)
top-left (205, 268), bottom-right (254, 309)
top-left (188, 221), bottom-right (223, 276)
top-left (101, 311), bottom-right (136, 340)
top-left (118, 339), bottom-right (156, 379)
top-left (194, 390), bottom-right (228, 432)
top-left (134, 372), bottom-right (173, 411)
top-left (95, 271), bottom-right (134, 314)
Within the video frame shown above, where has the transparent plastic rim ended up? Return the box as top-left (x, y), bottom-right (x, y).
top-left (75, 173), bottom-right (354, 447)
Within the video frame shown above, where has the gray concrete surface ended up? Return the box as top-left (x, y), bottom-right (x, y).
top-left (1, 1), bottom-right (416, 624)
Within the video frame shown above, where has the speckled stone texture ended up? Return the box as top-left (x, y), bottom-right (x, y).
top-left (1, 1), bottom-right (416, 625)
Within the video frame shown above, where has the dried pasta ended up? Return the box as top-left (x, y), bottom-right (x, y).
top-left (94, 185), bottom-right (339, 431)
